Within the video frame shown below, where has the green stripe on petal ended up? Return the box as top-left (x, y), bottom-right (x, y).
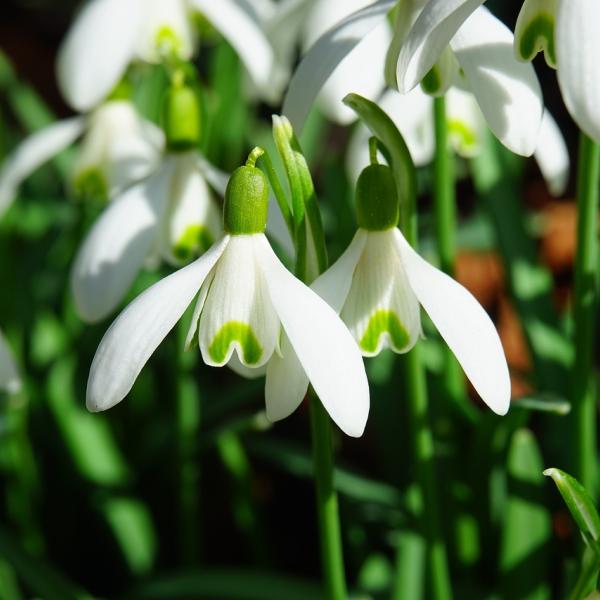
top-left (518, 14), bottom-right (556, 68)
top-left (359, 309), bottom-right (410, 354)
top-left (73, 166), bottom-right (108, 202)
top-left (208, 321), bottom-right (263, 365)
top-left (447, 119), bottom-right (478, 155)
top-left (173, 224), bottom-right (214, 262)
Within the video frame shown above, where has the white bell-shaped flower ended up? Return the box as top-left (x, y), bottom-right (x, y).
top-left (57, 0), bottom-right (274, 111)
top-left (0, 329), bottom-right (21, 395)
top-left (0, 100), bottom-right (163, 219)
top-left (514, 0), bottom-right (600, 143)
top-left (312, 162), bottom-right (510, 415)
top-left (87, 162), bottom-right (370, 437)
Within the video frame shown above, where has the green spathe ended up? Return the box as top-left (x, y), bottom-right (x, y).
top-left (356, 164), bottom-right (399, 231)
top-left (359, 309), bottom-right (410, 354)
top-left (208, 321), bottom-right (263, 365)
top-left (223, 165), bottom-right (269, 235)
top-left (162, 84), bottom-right (202, 152)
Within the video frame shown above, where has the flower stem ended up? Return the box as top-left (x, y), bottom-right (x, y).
top-left (309, 392), bottom-right (348, 600)
top-left (570, 132), bottom-right (600, 497)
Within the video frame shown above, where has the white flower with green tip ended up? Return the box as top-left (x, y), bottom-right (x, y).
top-left (312, 162), bottom-right (510, 415)
top-left (0, 100), bottom-right (162, 219)
top-left (86, 159), bottom-right (370, 437)
top-left (514, 0), bottom-right (600, 143)
top-left (0, 329), bottom-right (21, 395)
top-left (58, 0), bottom-right (275, 111)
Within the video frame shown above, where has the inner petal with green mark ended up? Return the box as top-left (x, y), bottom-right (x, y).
top-left (208, 321), bottom-right (263, 366)
top-left (72, 167), bottom-right (108, 203)
top-left (518, 14), bottom-right (556, 68)
top-left (448, 119), bottom-right (478, 156)
top-left (173, 225), bottom-right (214, 262)
top-left (155, 26), bottom-right (184, 58)
top-left (359, 309), bottom-right (410, 354)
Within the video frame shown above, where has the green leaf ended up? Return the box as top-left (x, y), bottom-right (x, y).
top-left (544, 468), bottom-right (600, 548)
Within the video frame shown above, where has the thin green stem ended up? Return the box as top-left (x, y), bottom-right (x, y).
top-left (568, 547), bottom-right (600, 600)
top-left (309, 392), bottom-right (348, 600)
top-left (570, 132), bottom-right (600, 498)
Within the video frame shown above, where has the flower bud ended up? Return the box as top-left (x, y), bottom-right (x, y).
top-left (162, 84), bottom-right (201, 151)
top-left (356, 164), bottom-right (399, 231)
top-left (223, 165), bottom-right (269, 235)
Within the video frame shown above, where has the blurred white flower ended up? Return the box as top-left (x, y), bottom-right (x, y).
top-left (57, 0), bottom-right (275, 111)
top-left (0, 100), bottom-right (163, 218)
top-left (0, 329), bottom-right (21, 395)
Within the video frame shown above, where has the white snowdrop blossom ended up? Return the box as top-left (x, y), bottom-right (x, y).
top-left (514, 0), bottom-right (600, 143)
top-left (86, 162), bottom-right (370, 437)
top-left (57, 0), bottom-right (275, 111)
top-left (283, 0), bottom-right (543, 156)
top-left (71, 150), bottom-right (224, 323)
top-left (312, 162), bottom-right (510, 415)
top-left (0, 329), bottom-right (21, 395)
top-left (347, 87), bottom-right (569, 196)
top-left (0, 100), bottom-right (162, 219)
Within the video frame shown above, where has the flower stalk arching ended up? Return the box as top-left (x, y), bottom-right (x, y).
top-left (343, 93), bottom-right (453, 600)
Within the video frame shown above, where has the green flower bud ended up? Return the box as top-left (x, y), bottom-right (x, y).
top-left (356, 164), bottom-right (399, 231)
top-left (162, 84), bottom-right (201, 152)
top-left (223, 164), bottom-right (269, 235)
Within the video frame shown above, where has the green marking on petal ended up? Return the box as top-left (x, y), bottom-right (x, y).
top-left (73, 167), bottom-right (108, 203)
top-left (421, 66), bottom-right (441, 95)
top-left (208, 321), bottom-right (263, 365)
top-left (359, 309), bottom-right (410, 354)
top-left (447, 119), bottom-right (478, 155)
top-left (173, 225), bottom-right (214, 262)
top-left (518, 14), bottom-right (556, 68)
top-left (155, 25), bottom-right (183, 58)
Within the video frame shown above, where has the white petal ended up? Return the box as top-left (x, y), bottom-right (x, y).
top-left (228, 353), bottom-right (267, 379)
top-left (312, 230), bottom-right (367, 312)
top-left (56, 0), bottom-right (143, 111)
top-left (282, 0), bottom-right (396, 132)
top-left (87, 236), bottom-right (230, 411)
top-left (513, 0), bottom-right (558, 67)
top-left (450, 7), bottom-right (543, 156)
top-left (196, 155), bottom-right (229, 197)
top-left (445, 87), bottom-right (485, 158)
top-left (0, 117), bottom-right (85, 218)
top-left (0, 330), bottom-right (21, 395)
top-left (265, 333), bottom-right (309, 422)
top-left (189, 0), bottom-right (274, 87)
top-left (534, 110), bottom-right (569, 196)
top-left (71, 164), bottom-right (171, 323)
top-left (340, 230), bottom-right (421, 356)
top-left (396, 0), bottom-right (485, 93)
top-left (257, 235), bottom-right (369, 437)
top-left (556, 0), bottom-right (600, 144)
top-left (199, 235), bottom-right (280, 369)
top-left (184, 270), bottom-right (215, 350)
top-left (394, 229), bottom-right (510, 415)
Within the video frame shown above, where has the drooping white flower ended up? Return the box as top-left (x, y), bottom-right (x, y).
top-left (71, 150), bottom-right (224, 323)
top-left (0, 100), bottom-right (163, 219)
top-left (283, 0), bottom-right (543, 156)
top-left (514, 0), bottom-right (600, 143)
top-left (347, 87), bottom-right (569, 195)
top-left (0, 329), bottom-right (21, 395)
top-left (57, 0), bottom-right (274, 111)
top-left (312, 162), bottom-right (510, 415)
top-left (87, 162), bottom-right (370, 437)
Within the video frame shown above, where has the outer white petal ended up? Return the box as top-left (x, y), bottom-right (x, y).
top-left (71, 164), bottom-right (171, 323)
top-left (282, 0), bottom-right (396, 132)
top-left (0, 117), bottom-right (85, 218)
top-left (87, 236), bottom-right (230, 411)
top-left (0, 330), bottom-right (21, 394)
top-left (257, 235), bottom-right (369, 437)
top-left (199, 236), bottom-right (280, 369)
top-left (188, 0), bottom-right (274, 87)
top-left (196, 155), bottom-right (229, 197)
top-left (556, 0), bottom-right (600, 144)
top-left (450, 7), bottom-right (543, 156)
top-left (396, 0), bottom-right (485, 93)
top-left (311, 230), bottom-right (367, 312)
top-left (56, 0), bottom-right (143, 111)
top-left (394, 229), bottom-right (510, 415)
top-left (534, 110), bottom-right (569, 196)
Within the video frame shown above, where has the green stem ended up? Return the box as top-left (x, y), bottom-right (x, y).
top-left (568, 547), bottom-right (600, 600)
top-left (309, 393), bottom-right (348, 600)
top-left (570, 132), bottom-right (600, 498)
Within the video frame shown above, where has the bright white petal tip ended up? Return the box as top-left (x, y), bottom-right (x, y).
top-left (534, 110), bottom-right (569, 196)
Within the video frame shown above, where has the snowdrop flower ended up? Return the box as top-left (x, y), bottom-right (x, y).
top-left (0, 100), bottom-right (162, 219)
top-left (348, 87), bottom-right (569, 195)
top-left (0, 330), bottom-right (21, 395)
top-left (58, 0), bottom-right (274, 111)
top-left (514, 0), bottom-right (600, 143)
top-left (86, 156), bottom-right (370, 437)
top-left (312, 161), bottom-right (510, 415)
top-left (284, 0), bottom-right (543, 156)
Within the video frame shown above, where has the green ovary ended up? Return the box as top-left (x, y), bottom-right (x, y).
top-left (173, 225), bottom-right (214, 262)
top-left (208, 321), bottom-right (263, 365)
top-left (73, 167), bottom-right (108, 202)
top-left (519, 15), bottom-right (556, 67)
top-left (359, 310), bottom-right (410, 354)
